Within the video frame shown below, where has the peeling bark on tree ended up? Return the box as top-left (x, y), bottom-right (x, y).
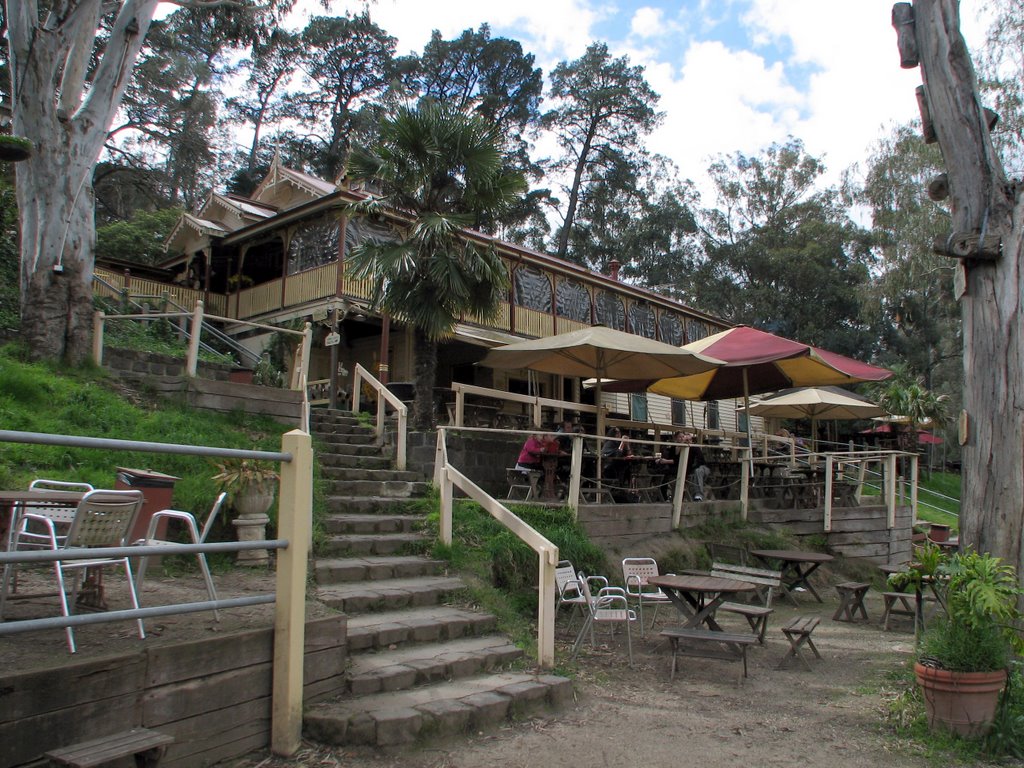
top-left (912, 0), bottom-right (1023, 575)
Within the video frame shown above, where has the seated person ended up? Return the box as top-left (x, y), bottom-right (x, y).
top-left (555, 419), bottom-right (576, 453)
top-left (515, 433), bottom-right (547, 475)
top-left (656, 431), bottom-right (711, 501)
top-left (601, 427), bottom-right (633, 486)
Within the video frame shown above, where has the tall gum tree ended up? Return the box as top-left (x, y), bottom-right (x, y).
top-left (5, 0), bottom-right (286, 363)
top-left (904, 0), bottom-right (1023, 572)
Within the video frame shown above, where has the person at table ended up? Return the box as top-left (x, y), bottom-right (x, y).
top-left (656, 431), bottom-right (711, 501)
top-left (601, 426), bottom-right (633, 486)
top-left (555, 419), bottom-right (576, 453)
top-left (515, 433), bottom-right (547, 475)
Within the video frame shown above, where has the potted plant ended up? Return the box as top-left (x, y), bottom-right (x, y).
top-left (212, 458), bottom-right (279, 565)
top-left (0, 135), bottom-right (33, 162)
top-left (912, 550), bottom-right (1022, 738)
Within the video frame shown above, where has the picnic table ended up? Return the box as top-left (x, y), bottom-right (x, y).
top-left (647, 574), bottom-right (757, 630)
top-left (749, 549), bottom-right (834, 605)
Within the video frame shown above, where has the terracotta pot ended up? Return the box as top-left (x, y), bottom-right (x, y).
top-left (928, 523), bottom-right (951, 543)
top-left (229, 368), bottom-right (254, 384)
top-left (914, 662), bottom-right (1007, 737)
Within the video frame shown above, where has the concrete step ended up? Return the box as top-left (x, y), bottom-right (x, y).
top-left (303, 672), bottom-right (573, 747)
top-left (320, 532), bottom-right (431, 557)
top-left (324, 479), bottom-right (431, 498)
top-left (315, 430), bottom-right (379, 446)
top-left (323, 496), bottom-right (429, 515)
top-left (317, 575), bottom-right (466, 614)
top-left (322, 466), bottom-right (422, 482)
top-left (346, 635), bottom-right (523, 695)
top-left (318, 452), bottom-right (392, 469)
top-left (346, 606), bottom-right (498, 651)
top-left (315, 556), bottom-right (444, 585)
top-left (310, 409), bottom-right (361, 425)
top-left (323, 514), bottom-right (423, 535)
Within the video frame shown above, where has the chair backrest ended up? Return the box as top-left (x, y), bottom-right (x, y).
top-left (27, 479), bottom-right (95, 526)
top-left (198, 492), bottom-right (228, 544)
top-left (65, 490), bottom-right (144, 549)
top-left (578, 571), bottom-right (596, 615)
top-left (555, 560), bottom-right (578, 595)
top-left (622, 557), bottom-right (660, 587)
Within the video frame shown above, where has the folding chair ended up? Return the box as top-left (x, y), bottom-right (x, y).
top-left (571, 573), bottom-right (636, 667)
top-left (10, 479), bottom-right (95, 551)
top-left (134, 492), bottom-right (226, 619)
top-left (554, 560), bottom-right (587, 631)
top-left (622, 557), bottom-right (673, 637)
top-left (0, 489), bottom-right (146, 653)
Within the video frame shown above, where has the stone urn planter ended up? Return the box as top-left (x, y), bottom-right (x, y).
top-left (212, 459), bottom-right (279, 566)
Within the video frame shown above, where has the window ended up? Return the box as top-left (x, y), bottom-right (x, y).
top-left (706, 401), bottom-right (720, 429)
top-left (555, 279), bottom-right (591, 323)
top-left (671, 399), bottom-right (686, 426)
top-left (629, 393), bottom-right (649, 422)
top-left (513, 267), bottom-right (552, 312)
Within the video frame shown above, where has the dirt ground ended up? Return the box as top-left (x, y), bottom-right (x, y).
top-left (0, 563), bottom-right (991, 768)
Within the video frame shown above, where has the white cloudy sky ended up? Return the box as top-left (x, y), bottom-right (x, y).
top-left (295, 0), bottom-right (990, 201)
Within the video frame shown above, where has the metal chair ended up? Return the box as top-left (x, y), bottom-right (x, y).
top-left (621, 557), bottom-right (673, 637)
top-left (133, 492), bottom-right (226, 619)
top-left (555, 560), bottom-right (590, 631)
top-left (0, 489), bottom-right (146, 653)
top-left (10, 479), bottom-right (95, 551)
top-left (571, 572), bottom-right (636, 667)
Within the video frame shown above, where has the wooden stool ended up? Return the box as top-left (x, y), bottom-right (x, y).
top-left (778, 616), bottom-right (821, 670)
top-left (881, 591), bottom-right (917, 630)
top-left (833, 581), bottom-right (870, 622)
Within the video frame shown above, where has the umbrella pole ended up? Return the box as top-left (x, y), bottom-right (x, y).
top-left (596, 366), bottom-right (604, 489)
top-left (743, 370), bottom-right (754, 466)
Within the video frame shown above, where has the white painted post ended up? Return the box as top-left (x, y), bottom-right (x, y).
top-left (92, 311), bottom-right (105, 365)
top-left (291, 322), bottom-right (313, 390)
top-left (455, 388), bottom-right (465, 427)
top-left (271, 429), bottom-right (312, 757)
top-left (440, 465), bottom-right (453, 546)
top-left (351, 365), bottom-right (362, 414)
top-left (434, 428), bottom-right (447, 488)
top-left (886, 454), bottom-right (898, 528)
top-left (672, 447), bottom-right (688, 529)
top-left (910, 454), bottom-right (919, 521)
top-left (567, 435), bottom-right (582, 518)
top-left (395, 405), bottom-right (407, 471)
top-left (186, 300), bottom-right (204, 377)
top-left (740, 451), bottom-right (749, 521)
top-left (537, 547), bottom-right (556, 668)
top-left (532, 396), bottom-right (542, 429)
top-left (824, 455), bottom-right (834, 532)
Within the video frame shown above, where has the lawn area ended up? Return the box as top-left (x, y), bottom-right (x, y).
top-left (915, 470), bottom-right (961, 529)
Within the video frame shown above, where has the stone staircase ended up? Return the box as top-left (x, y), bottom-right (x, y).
top-left (303, 409), bottom-right (573, 748)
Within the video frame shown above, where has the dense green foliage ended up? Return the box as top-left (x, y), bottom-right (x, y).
top-left (95, 208), bottom-right (184, 265)
top-left (0, 343), bottom-right (326, 559)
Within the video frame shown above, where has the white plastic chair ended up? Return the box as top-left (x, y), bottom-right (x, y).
top-left (555, 560), bottom-right (588, 631)
top-left (622, 557), bottom-right (673, 637)
top-left (571, 572), bottom-right (636, 667)
top-left (1, 489), bottom-right (145, 653)
top-left (133, 492), bottom-right (226, 619)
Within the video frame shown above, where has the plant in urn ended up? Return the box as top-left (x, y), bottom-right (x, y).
top-left (212, 458), bottom-right (279, 565)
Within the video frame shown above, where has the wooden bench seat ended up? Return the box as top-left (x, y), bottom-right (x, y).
top-left (44, 728), bottom-right (173, 767)
top-left (778, 616), bottom-right (821, 670)
top-left (709, 562), bottom-right (782, 643)
top-left (660, 626), bottom-right (759, 684)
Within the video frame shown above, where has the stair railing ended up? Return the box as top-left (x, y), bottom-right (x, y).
top-left (433, 427), bottom-right (558, 668)
top-left (351, 363), bottom-right (407, 471)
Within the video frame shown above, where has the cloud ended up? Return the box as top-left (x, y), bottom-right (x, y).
top-left (630, 7), bottom-right (666, 39)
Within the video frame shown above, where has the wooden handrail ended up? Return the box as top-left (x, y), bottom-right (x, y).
top-left (434, 427), bottom-right (558, 668)
top-left (351, 363), bottom-right (407, 471)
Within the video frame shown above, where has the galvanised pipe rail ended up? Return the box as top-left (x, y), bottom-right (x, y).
top-left (0, 430), bottom-right (289, 462)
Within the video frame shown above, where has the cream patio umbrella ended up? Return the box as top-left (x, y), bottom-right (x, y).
top-left (479, 326), bottom-right (722, 483)
top-left (743, 386), bottom-right (888, 451)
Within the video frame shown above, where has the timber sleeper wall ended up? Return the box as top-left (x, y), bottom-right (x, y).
top-left (0, 616), bottom-right (346, 768)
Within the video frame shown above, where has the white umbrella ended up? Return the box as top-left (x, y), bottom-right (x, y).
top-left (743, 386), bottom-right (887, 451)
top-left (480, 326), bottom-right (722, 484)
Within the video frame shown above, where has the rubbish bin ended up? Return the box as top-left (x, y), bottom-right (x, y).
top-left (115, 467), bottom-right (181, 542)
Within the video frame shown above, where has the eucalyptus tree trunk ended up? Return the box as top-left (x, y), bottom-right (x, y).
top-left (911, 0), bottom-right (1023, 573)
top-left (7, 0), bottom-right (159, 362)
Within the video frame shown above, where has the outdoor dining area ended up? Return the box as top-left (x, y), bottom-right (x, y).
top-left (0, 475), bottom-right (223, 653)
top-left (558, 539), bottom-right (946, 685)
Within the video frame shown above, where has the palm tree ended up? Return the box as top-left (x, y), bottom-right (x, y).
top-left (343, 102), bottom-right (527, 429)
top-left (873, 366), bottom-right (950, 474)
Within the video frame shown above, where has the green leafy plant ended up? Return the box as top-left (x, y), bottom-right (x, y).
top-left (918, 550), bottom-right (1023, 673)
